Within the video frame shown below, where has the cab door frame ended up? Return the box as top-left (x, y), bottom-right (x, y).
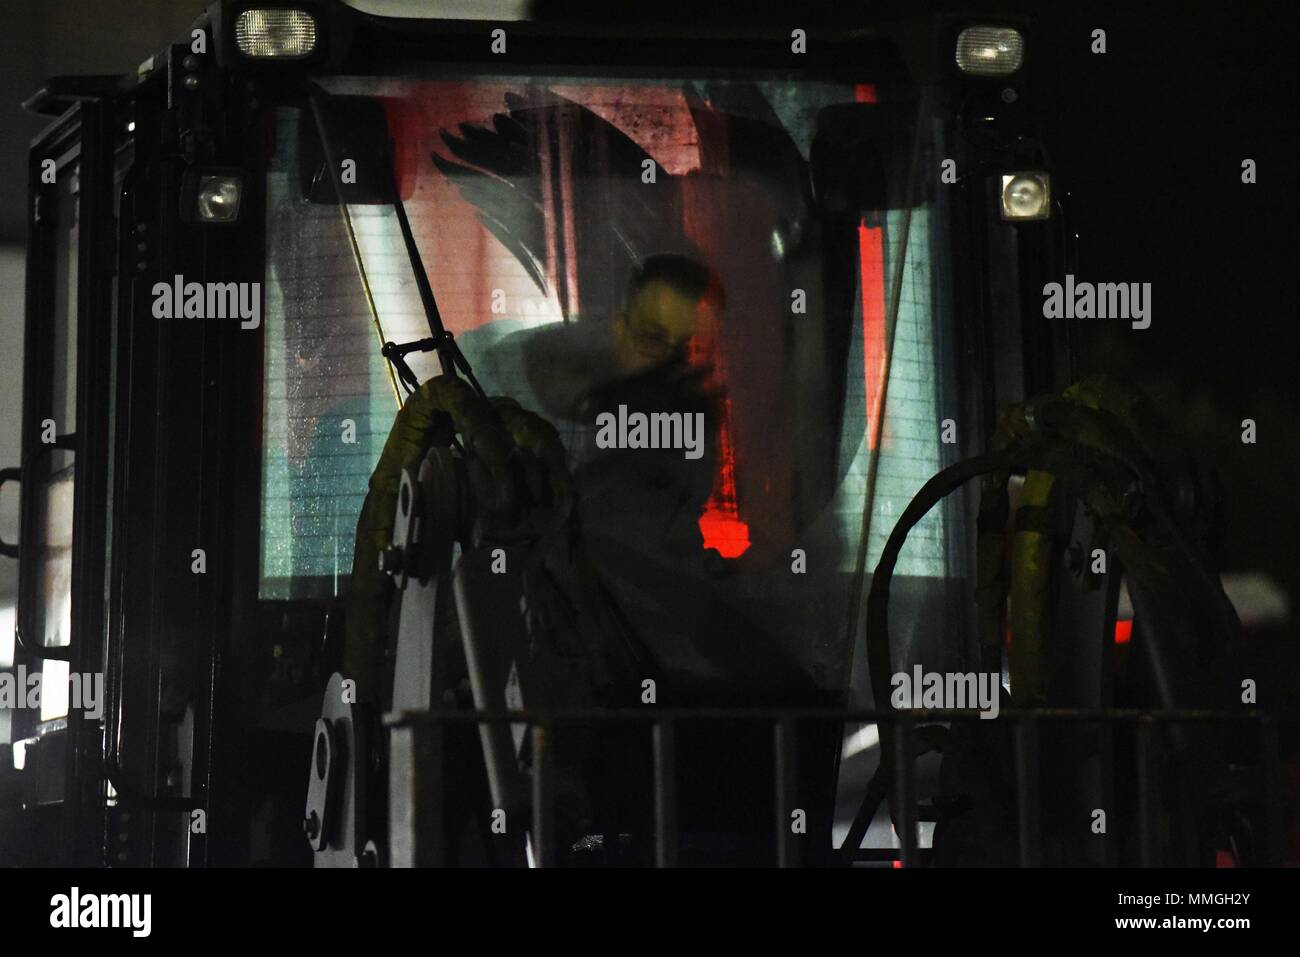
top-left (13, 97), bottom-right (117, 866)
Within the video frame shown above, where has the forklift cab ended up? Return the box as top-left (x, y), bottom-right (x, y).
top-left (1, 1), bottom-right (1086, 867)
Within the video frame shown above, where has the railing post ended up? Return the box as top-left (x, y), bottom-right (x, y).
top-left (653, 720), bottom-right (678, 868)
top-left (1136, 716), bottom-right (1161, 867)
top-left (1260, 717), bottom-right (1283, 867)
top-left (531, 722), bottom-right (555, 867)
top-left (893, 718), bottom-right (917, 867)
top-left (1099, 719), bottom-right (1118, 866)
top-left (1014, 714), bottom-right (1041, 867)
top-left (774, 718), bottom-right (799, 867)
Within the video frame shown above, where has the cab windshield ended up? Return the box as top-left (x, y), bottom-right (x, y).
top-left (259, 71), bottom-right (966, 698)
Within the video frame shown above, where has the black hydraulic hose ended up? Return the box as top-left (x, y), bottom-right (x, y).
top-left (847, 453), bottom-right (1010, 847)
top-left (848, 400), bottom-right (1241, 858)
top-left (866, 454), bottom-right (1011, 735)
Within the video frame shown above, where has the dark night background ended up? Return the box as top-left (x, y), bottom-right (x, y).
top-left (1, 0), bottom-right (1297, 681)
top-left (1003, 1), bottom-right (1300, 683)
top-left (1016, 1), bottom-right (1300, 673)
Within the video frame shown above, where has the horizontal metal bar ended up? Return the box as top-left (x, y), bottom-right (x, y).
top-left (850, 848), bottom-right (936, 862)
top-left (386, 706), bottom-right (1296, 727)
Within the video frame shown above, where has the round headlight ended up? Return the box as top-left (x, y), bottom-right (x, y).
top-left (1000, 173), bottom-right (1051, 221)
top-left (197, 176), bottom-right (243, 223)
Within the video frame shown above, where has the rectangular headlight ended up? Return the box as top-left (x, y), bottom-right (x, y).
top-left (235, 8), bottom-right (318, 59)
top-left (955, 26), bottom-right (1025, 77)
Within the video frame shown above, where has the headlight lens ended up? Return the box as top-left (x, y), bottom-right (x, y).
top-left (955, 26), bottom-right (1025, 76)
top-left (1000, 172), bottom-right (1051, 221)
top-left (235, 8), bottom-right (318, 59)
top-left (197, 175), bottom-right (243, 222)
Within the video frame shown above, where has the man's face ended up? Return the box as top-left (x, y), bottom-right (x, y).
top-left (614, 281), bottom-right (718, 372)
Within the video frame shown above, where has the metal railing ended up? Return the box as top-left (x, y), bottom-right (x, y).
top-left (386, 706), bottom-right (1291, 868)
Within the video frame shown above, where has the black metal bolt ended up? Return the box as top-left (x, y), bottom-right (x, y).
top-left (378, 546), bottom-right (404, 574)
top-left (303, 811), bottom-right (320, 840)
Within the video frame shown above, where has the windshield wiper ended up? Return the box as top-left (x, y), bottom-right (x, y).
top-left (305, 86), bottom-right (488, 403)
